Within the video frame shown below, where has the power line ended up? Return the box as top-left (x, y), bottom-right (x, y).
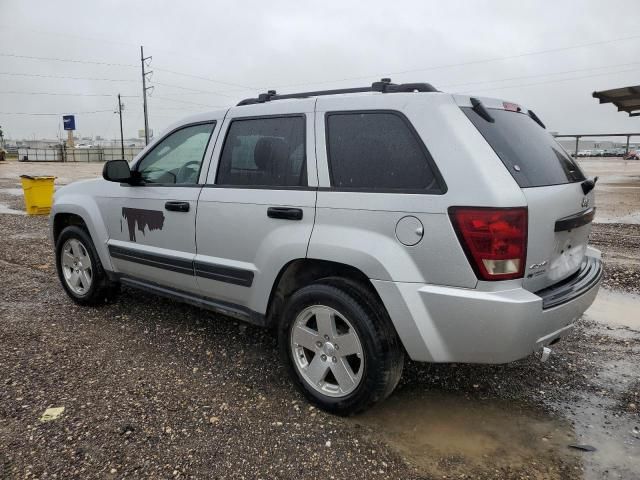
top-left (4, 31), bottom-right (638, 97)
top-left (0, 24), bottom-right (138, 49)
top-left (152, 81), bottom-right (235, 98)
top-left (0, 52), bottom-right (137, 68)
top-left (153, 66), bottom-right (254, 90)
top-left (0, 90), bottom-right (139, 97)
top-left (0, 71), bottom-right (137, 82)
top-left (0, 110), bottom-right (113, 116)
top-left (266, 33), bottom-right (640, 91)
top-left (152, 95), bottom-right (223, 108)
top-left (441, 60), bottom-right (640, 89)
top-left (461, 66), bottom-right (640, 93)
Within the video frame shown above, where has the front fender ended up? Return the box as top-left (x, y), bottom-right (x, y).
top-left (51, 185), bottom-right (113, 272)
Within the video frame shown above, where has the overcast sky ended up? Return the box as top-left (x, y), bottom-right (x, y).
top-left (1, 0), bottom-right (639, 141)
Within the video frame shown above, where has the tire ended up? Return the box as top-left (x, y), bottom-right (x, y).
top-left (278, 278), bottom-right (404, 415)
top-left (55, 225), bottom-right (119, 306)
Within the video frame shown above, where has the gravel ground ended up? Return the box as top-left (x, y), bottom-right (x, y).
top-left (590, 223), bottom-right (640, 294)
top-left (1, 163), bottom-right (639, 479)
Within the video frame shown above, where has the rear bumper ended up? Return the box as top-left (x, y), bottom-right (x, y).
top-left (373, 252), bottom-right (602, 363)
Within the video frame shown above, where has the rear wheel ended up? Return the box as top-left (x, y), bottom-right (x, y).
top-left (279, 279), bottom-right (404, 415)
top-left (55, 225), bottom-right (118, 305)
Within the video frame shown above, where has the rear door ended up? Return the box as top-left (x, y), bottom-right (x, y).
top-left (195, 99), bottom-right (317, 315)
top-left (462, 101), bottom-right (593, 291)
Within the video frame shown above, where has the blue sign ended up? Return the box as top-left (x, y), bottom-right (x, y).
top-left (63, 115), bottom-right (76, 131)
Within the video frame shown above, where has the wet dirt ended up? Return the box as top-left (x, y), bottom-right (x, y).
top-left (356, 392), bottom-right (580, 479)
top-left (585, 289), bottom-right (640, 329)
top-left (355, 287), bottom-right (640, 479)
top-left (0, 203), bottom-right (25, 215)
top-left (579, 159), bottom-right (640, 224)
top-left (1, 159), bottom-right (639, 478)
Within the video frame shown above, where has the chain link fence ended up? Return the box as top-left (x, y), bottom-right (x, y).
top-left (17, 145), bottom-right (143, 163)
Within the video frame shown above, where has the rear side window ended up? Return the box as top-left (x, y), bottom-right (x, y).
top-left (462, 107), bottom-right (585, 188)
top-left (216, 116), bottom-right (306, 187)
top-left (326, 112), bottom-right (443, 193)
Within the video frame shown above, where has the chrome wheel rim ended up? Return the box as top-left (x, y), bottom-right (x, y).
top-left (60, 238), bottom-right (93, 296)
top-left (290, 305), bottom-right (364, 398)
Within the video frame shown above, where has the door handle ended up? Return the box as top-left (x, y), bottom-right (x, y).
top-left (267, 207), bottom-right (303, 220)
top-left (165, 201), bottom-right (190, 212)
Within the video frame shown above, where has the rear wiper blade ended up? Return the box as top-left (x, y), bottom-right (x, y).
top-left (470, 97), bottom-right (494, 123)
top-left (581, 176), bottom-right (598, 195)
top-left (528, 109), bottom-right (546, 129)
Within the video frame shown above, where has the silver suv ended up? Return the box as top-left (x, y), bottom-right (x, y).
top-left (51, 80), bottom-right (602, 414)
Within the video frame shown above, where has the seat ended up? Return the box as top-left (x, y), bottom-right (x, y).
top-left (253, 137), bottom-right (290, 185)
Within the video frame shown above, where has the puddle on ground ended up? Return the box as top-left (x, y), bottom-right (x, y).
top-left (355, 391), bottom-right (580, 478)
top-left (1, 187), bottom-right (25, 196)
top-left (564, 394), bottom-right (640, 480)
top-left (596, 213), bottom-right (640, 224)
top-left (585, 289), bottom-right (640, 330)
top-left (0, 203), bottom-right (25, 215)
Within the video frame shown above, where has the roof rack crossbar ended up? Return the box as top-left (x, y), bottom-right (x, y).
top-left (237, 79), bottom-right (438, 106)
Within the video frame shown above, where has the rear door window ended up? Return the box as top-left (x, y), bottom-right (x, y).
top-left (462, 107), bottom-right (585, 188)
top-left (216, 116), bottom-right (306, 187)
top-left (325, 111), bottom-right (444, 193)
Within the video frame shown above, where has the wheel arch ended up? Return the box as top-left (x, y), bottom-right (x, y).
top-left (53, 212), bottom-right (87, 243)
top-left (51, 200), bottom-right (113, 272)
top-left (264, 258), bottom-right (387, 329)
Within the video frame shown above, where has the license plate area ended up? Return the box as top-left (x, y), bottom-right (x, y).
top-left (547, 226), bottom-right (591, 282)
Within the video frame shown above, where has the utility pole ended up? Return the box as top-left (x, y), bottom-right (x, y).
top-left (140, 46), bottom-right (153, 146)
top-left (117, 94), bottom-right (125, 159)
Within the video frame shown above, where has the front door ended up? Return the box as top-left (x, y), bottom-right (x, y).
top-left (98, 121), bottom-right (218, 292)
top-left (195, 99), bottom-right (317, 316)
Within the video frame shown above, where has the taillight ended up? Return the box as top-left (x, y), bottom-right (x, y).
top-left (449, 207), bottom-right (528, 281)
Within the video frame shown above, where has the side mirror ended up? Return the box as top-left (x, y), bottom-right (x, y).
top-left (103, 159), bottom-right (133, 183)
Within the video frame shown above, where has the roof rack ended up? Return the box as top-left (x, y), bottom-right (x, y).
top-left (237, 78), bottom-right (438, 106)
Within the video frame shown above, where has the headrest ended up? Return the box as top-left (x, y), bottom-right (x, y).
top-left (254, 137), bottom-right (290, 170)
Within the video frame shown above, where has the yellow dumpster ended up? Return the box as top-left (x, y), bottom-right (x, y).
top-left (20, 175), bottom-right (56, 215)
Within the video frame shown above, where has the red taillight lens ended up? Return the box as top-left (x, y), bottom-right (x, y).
top-left (449, 207), bottom-right (528, 281)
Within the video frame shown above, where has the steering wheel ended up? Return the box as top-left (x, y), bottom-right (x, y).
top-left (175, 161), bottom-right (201, 184)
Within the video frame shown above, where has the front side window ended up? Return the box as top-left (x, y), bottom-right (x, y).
top-left (326, 111), bottom-right (442, 192)
top-left (216, 116), bottom-right (306, 187)
top-left (136, 122), bottom-right (215, 184)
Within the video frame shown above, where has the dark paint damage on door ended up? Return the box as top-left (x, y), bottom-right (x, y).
top-left (121, 207), bottom-right (165, 242)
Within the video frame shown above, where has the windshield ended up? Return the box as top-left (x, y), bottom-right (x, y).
top-left (462, 107), bottom-right (585, 188)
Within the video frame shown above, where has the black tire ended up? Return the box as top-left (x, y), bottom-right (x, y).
top-left (55, 225), bottom-right (119, 306)
top-left (278, 277), bottom-right (404, 415)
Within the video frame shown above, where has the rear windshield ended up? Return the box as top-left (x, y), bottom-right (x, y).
top-left (462, 107), bottom-right (585, 188)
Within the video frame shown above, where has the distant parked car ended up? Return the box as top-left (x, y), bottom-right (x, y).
top-left (75, 144), bottom-right (94, 149)
top-left (592, 149), bottom-right (605, 157)
top-left (577, 150), bottom-right (593, 157)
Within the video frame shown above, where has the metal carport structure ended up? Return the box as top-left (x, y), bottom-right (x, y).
top-left (593, 85), bottom-right (640, 117)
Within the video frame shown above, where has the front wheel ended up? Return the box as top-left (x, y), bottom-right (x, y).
top-left (279, 279), bottom-right (404, 415)
top-left (55, 225), bottom-right (119, 305)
